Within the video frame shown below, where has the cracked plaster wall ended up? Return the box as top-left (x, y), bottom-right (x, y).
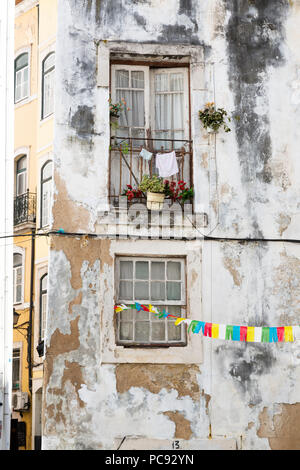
top-left (44, 0), bottom-right (300, 450)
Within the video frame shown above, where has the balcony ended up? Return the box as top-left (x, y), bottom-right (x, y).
top-left (109, 137), bottom-right (193, 204)
top-left (14, 190), bottom-right (36, 228)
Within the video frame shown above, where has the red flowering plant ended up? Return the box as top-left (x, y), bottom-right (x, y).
top-left (164, 180), bottom-right (194, 204)
top-left (122, 184), bottom-right (143, 201)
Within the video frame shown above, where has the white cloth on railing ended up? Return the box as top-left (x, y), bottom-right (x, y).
top-left (155, 151), bottom-right (179, 177)
top-left (139, 148), bottom-right (153, 161)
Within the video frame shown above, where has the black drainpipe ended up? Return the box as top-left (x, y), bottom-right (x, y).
top-left (27, 229), bottom-right (35, 394)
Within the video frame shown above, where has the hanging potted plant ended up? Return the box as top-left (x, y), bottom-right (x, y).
top-left (139, 175), bottom-right (165, 210)
top-left (109, 98), bottom-right (128, 127)
top-left (198, 102), bottom-right (231, 134)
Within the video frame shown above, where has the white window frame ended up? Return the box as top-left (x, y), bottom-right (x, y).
top-left (15, 155), bottom-right (27, 197)
top-left (39, 273), bottom-right (48, 342)
top-left (111, 64), bottom-right (150, 140)
top-left (13, 247), bottom-right (24, 305)
top-left (115, 256), bottom-right (186, 346)
top-left (12, 346), bottom-right (21, 390)
top-left (111, 64), bottom-right (190, 142)
top-left (150, 67), bottom-right (190, 142)
top-left (14, 52), bottom-right (29, 103)
top-left (42, 52), bottom-right (55, 119)
top-left (40, 160), bottom-right (53, 228)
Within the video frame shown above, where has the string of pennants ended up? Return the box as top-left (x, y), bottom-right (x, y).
top-left (114, 303), bottom-right (300, 343)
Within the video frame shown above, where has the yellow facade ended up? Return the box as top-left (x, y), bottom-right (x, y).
top-left (13, 0), bottom-right (57, 450)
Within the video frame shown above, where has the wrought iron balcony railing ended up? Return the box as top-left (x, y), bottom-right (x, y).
top-left (109, 136), bottom-right (193, 202)
top-left (14, 190), bottom-right (36, 227)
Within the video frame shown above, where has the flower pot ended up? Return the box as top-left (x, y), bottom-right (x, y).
top-left (146, 192), bottom-right (165, 211)
top-left (207, 127), bottom-right (216, 134)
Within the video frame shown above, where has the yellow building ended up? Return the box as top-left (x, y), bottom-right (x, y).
top-left (12, 0), bottom-right (57, 450)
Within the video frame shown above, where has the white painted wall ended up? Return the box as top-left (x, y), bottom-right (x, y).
top-left (0, 0), bottom-right (14, 451)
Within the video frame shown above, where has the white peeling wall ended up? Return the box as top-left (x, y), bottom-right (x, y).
top-left (44, 0), bottom-right (300, 450)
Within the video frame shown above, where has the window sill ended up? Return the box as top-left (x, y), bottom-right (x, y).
top-left (14, 94), bottom-right (37, 109)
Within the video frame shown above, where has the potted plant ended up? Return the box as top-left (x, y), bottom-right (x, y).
top-left (139, 175), bottom-right (165, 210)
top-left (199, 102), bottom-right (231, 133)
top-left (109, 98), bottom-right (129, 127)
top-left (164, 180), bottom-right (194, 204)
top-left (122, 185), bottom-right (143, 202)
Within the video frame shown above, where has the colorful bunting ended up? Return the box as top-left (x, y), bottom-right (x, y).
top-left (114, 304), bottom-right (300, 343)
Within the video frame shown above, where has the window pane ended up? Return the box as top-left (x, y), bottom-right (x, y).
top-left (17, 156), bottom-right (27, 172)
top-left (44, 53), bottom-right (55, 72)
top-left (120, 261), bottom-right (133, 279)
top-left (120, 322), bottom-right (133, 341)
top-left (134, 281), bottom-right (149, 300)
top-left (131, 71), bottom-right (144, 89)
top-left (155, 74), bottom-right (168, 92)
top-left (136, 261), bottom-right (148, 280)
top-left (136, 310), bottom-right (149, 320)
top-left (167, 261), bottom-right (181, 280)
top-left (41, 274), bottom-right (48, 291)
top-left (15, 53), bottom-right (28, 71)
top-left (168, 322), bottom-right (182, 341)
top-left (116, 69), bottom-right (129, 88)
top-left (151, 262), bottom-right (165, 280)
top-left (120, 309), bottom-right (133, 321)
top-left (119, 280), bottom-right (133, 300)
top-left (135, 322), bottom-right (149, 342)
top-left (152, 321), bottom-right (165, 341)
top-left (151, 281), bottom-right (165, 301)
top-left (166, 282), bottom-right (181, 300)
top-left (42, 161), bottom-right (52, 181)
top-left (170, 73), bottom-right (183, 92)
top-left (13, 254), bottom-right (22, 267)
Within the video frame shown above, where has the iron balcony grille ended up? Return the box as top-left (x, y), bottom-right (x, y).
top-left (109, 136), bottom-right (193, 202)
top-left (14, 190), bottom-right (36, 226)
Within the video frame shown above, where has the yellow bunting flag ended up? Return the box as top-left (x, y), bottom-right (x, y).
top-left (246, 327), bottom-right (255, 342)
top-left (212, 324), bottom-right (219, 339)
top-left (284, 326), bottom-right (293, 342)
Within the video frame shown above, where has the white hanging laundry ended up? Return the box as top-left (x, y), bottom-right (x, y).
top-left (155, 151), bottom-right (179, 178)
top-left (139, 148), bottom-right (153, 161)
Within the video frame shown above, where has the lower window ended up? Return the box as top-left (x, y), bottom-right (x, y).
top-left (115, 256), bottom-right (186, 346)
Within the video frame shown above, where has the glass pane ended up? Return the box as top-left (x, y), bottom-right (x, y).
top-left (131, 128), bottom-right (145, 147)
top-left (116, 69), bottom-right (129, 88)
top-left (13, 254), bottom-right (22, 267)
top-left (131, 90), bottom-right (144, 127)
top-left (168, 322), bottom-right (182, 341)
top-left (120, 261), bottom-right (133, 279)
top-left (131, 71), bottom-right (144, 89)
top-left (167, 261), bottom-right (181, 280)
top-left (152, 321), bottom-right (165, 341)
top-left (136, 310), bottom-right (149, 320)
top-left (41, 275), bottom-right (48, 291)
top-left (119, 280), bottom-right (133, 300)
top-left (166, 305), bottom-right (181, 317)
top-left (16, 285), bottom-right (22, 303)
top-left (151, 281), bottom-right (165, 301)
top-left (120, 322), bottom-right (133, 341)
top-left (15, 53), bottom-right (28, 71)
top-left (155, 74), bottom-right (169, 92)
top-left (17, 156), bottom-right (27, 172)
top-left (42, 161), bottom-right (53, 181)
top-left (167, 282), bottom-right (181, 300)
top-left (136, 261), bottom-right (149, 280)
top-left (120, 309), bottom-right (133, 321)
top-left (135, 322), bottom-right (150, 342)
top-left (134, 281), bottom-right (149, 300)
top-left (170, 73), bottom-right (183, 92)
top-left (44, 53), bottom-right (55, 72)
top-left (151, 262), bottom-right (165, 280)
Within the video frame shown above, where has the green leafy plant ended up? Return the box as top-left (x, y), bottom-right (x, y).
top-left (198, 102), bottom-right (231, 133)
top-left (139, 175), bottom-right (165, 194)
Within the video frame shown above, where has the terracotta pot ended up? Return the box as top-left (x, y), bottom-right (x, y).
top-left (146, 192), bottom-right (165, 211)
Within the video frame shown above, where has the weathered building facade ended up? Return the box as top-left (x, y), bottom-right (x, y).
top-left (44, 0), bottom-right (300, 450)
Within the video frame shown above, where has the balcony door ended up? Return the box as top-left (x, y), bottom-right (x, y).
top-left (110, 65), bottom-right (190, 197)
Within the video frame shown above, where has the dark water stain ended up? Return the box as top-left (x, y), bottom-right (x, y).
top-left (215, 342), bottom-right (276, 405)
top-left (71, 105), bottom-right (95, 138)
top-left (225, 0), bottom-right (288, 185)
